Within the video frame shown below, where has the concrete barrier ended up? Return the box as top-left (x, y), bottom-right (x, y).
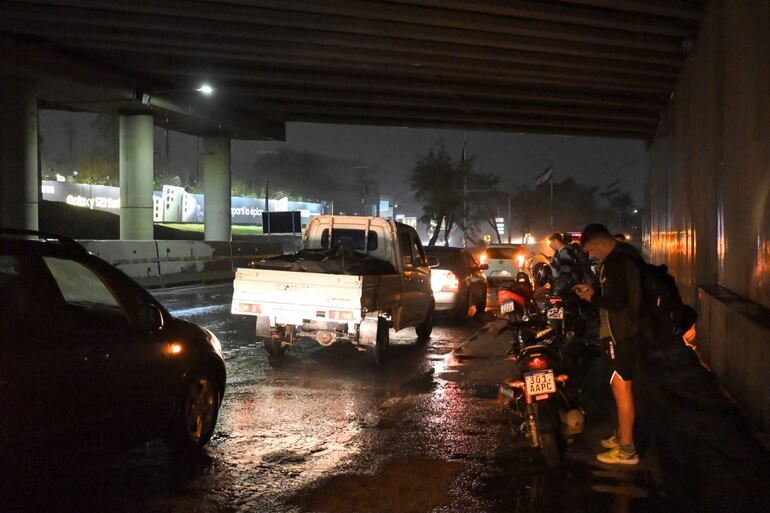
top-left (156, 240), bottom-right (233, 286)
top-left (697, 285), bottom-right (770, 432)
top-left (79, 239), bottom-right (289, 289)
top-left (78, 240), bottom-right (162, 288)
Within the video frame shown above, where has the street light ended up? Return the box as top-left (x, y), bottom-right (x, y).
top-left (196, 84), bottom-right (214, 96)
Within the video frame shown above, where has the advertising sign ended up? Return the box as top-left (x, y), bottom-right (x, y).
top-left (41, 181), bottom-right (322, 225)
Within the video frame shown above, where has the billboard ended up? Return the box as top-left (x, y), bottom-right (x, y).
top-left (41, 181), bottom-right (322, 225)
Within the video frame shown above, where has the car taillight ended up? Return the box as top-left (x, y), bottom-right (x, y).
top-left (516, 254), bottom-right (526, 269)
top-left (431, 271), bottom-right (459, 293)
top-left (239, 302), bottom-right (262, 314)
top-left (528, 356), bottom-right (548, 370)
top-left (329, 310), bottom-right (355, 321)
top-left (480, 253), bottom-right (487, 265)
top-left (442, 272), bottom-right (460, 292)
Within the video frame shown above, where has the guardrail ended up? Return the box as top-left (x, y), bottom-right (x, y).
top-left (79, 239), bottom-right (284, 288)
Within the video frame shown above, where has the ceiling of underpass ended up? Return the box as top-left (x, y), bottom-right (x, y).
top-left (1, 0), bottom-right (703, 140)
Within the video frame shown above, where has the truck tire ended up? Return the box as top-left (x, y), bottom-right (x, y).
top-left (264, 337), bottom-right (286, 358)
top-left (369, 317), bottom-right (389, 365)
top-left (416, 302), bottom-right (435, 341)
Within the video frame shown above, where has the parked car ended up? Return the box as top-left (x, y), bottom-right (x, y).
top-left (424, 246), bottom-right (488, 321)
top-left (0, 229), bottom-right (225, 462)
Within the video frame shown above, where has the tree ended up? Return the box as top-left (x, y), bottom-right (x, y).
top-left (463, 172), bottom-right (503, 244)
top-left (410, 139), bottom-right (464, 246)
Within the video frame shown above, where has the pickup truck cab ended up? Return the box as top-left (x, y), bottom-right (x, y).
top-left (231, 216), bottom-right (435, 364)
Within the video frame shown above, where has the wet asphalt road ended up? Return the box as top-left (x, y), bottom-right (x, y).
top-left (6, 283), bottom-right (758, 513)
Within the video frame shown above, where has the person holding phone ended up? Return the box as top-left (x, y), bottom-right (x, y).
top-left (574, 224), bottom-right (644, 465)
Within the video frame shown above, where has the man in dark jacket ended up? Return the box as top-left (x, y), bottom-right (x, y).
top-left (574, 223), bottom-right (644, 465)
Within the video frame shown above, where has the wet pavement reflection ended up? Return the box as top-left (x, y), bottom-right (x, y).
top-left (2, 284), bottom-right (694, 512)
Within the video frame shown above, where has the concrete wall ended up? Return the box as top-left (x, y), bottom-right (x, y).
top-left (80, 239), bottom-right (283, 288)
top-left (647, 0), bottom-right (770, 429)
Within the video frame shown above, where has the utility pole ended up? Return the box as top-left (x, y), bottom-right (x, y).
top-left (461, 131), bottom-right (467, 247)
top-left (549, 180), bottom-right (554, 230)
top-left (507, 195), bottom-right (512, 243)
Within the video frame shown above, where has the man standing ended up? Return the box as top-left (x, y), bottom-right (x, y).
top-left (574, 224), bottom-right (643, 465)
top-left (547, 232), bottom-right (575, 277)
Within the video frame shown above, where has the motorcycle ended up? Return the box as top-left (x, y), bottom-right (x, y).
top-left (496, 271), bottom-right (539, 354)
top-left (498, 318), bottom-right (584, 467)
top-left (532, 264), bottom-right (587, 341)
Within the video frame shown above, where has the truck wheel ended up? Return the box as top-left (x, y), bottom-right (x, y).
top-left (369, 317), bottom-right (389, 365)
top-left (264, 336), bottom-right (286, 358)
top-left (416, 302), bottom-right (435, 341)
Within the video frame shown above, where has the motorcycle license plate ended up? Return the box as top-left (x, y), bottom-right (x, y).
top-left (524, 369), bottom-right (556, 396)
top-left (500, 301), bottom-right (516, 314)
top-left (546, 307), bottom-right (564, 320)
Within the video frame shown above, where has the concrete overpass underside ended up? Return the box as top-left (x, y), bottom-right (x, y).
top-left (1, 0), bottom-right (705, 140)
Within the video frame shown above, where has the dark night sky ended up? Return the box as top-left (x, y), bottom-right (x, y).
top-left (40, 111), bottom-right (648, 208)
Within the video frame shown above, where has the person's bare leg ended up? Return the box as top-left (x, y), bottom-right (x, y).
top-left (610, 374), bottom-right (635, 446)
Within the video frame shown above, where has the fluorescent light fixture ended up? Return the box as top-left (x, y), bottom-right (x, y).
top-left (196, 84), bottom-right (214, 95)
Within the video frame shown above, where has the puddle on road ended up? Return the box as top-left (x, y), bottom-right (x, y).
top-left (293, 456), bottom-right (465, 513)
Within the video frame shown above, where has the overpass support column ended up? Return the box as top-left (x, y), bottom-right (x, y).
top-left (203, 136), bottom-right (231, 241)
top-left (119, 113), bottom-right (154, 240)
top-left (0, 79), bottom-right (38, 231)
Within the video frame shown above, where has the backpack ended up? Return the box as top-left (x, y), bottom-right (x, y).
top-left (637, 263), bottom-right (698, 346)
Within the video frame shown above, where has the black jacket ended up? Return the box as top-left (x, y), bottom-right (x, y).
top-left (591, 242), bottom-right (644, 344)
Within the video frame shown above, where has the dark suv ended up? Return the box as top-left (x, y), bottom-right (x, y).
top-left (0, 229), bottom-right (225, 461)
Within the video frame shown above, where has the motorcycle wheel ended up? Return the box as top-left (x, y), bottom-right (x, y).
top-left (539, 432), bottom-right (563, 468)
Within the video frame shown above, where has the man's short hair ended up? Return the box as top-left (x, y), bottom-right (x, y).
top-left (580, 224), bottom-right (613, 246)
top-left (548, 232), bottom-right (567, 244)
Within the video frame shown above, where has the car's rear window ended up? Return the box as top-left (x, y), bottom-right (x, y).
top-left (427, 251), bottom-right (466, 270)
top-left (486, 247), bottom-right (521, 259)
top-left (319, 228), bottom-right (378, 252)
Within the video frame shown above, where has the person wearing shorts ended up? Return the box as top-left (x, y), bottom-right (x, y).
top-left (574, 224), bottom-right (644, 465)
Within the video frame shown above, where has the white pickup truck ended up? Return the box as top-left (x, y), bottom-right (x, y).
top-left (231, 216), bottom-right (436, 364)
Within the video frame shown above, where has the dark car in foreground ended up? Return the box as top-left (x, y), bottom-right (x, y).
top-left (0, 229), bottom-right (225, 462)
top-left (425, 246), bottom-right (487, 322)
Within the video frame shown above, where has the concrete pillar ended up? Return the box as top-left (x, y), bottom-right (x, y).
top-left (203, 136), bottom-right (231, 241)
top-left (119, 113), bottom-right (154, 240)
top-left (0, 79), bottom-right (38, 231)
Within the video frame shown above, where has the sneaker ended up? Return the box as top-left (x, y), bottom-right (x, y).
top-left (596, 446), bottom-right (639, 465)
top-left (601, 432), bottom-right (620, 449)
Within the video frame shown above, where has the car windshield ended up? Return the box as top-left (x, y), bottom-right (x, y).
top-left (486, 247), bottom-right (521, 259)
